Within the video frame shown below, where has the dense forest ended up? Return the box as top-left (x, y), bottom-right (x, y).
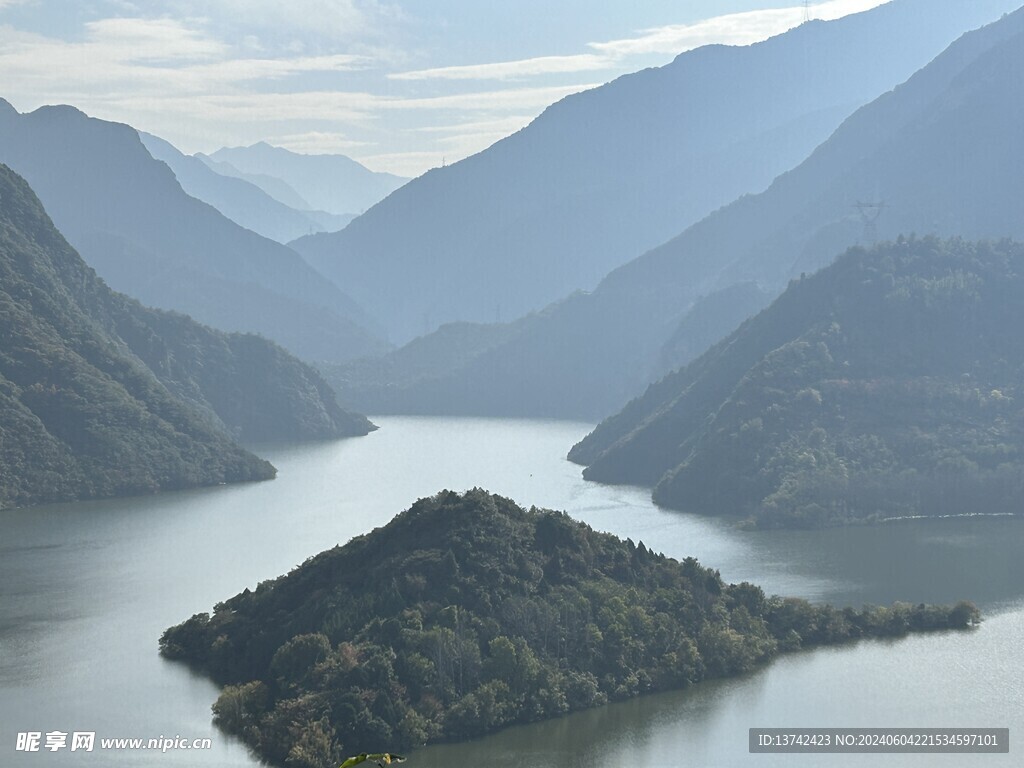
top-left (572, 238), bottom-right (1024, 528)
top-left (0, 163), bottom-right (371, 509)
top-left (161, 489), bottom-right (979, 767)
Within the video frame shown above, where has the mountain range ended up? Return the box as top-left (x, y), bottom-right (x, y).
top-left (0, 162), bottom-right (372, 510)
top-left (292, 0), bottom-right (1021, 344)
top-left (206, 142), bottom-right (407, 217)
top-left (325, 2), bottom-right (1024, 419)
top-left (0, 100), bottom-right (384, 364)
top-left (139, 132), bottom-right (354, 244)
top-left (570, 237), bottom-right (1024, 528)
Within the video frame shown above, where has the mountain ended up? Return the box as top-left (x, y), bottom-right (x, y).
top-left (654, 282), bottom-right (773, 378)
top-left (139, 132), bottom-right (353, 243)
top-left (207, 142), bottom-right (407, 216)
top-left (331, 2), bottom-right (1024, 420)
top-left (0, 165), bottom-right (270, 508)
top-left (0, 162), bottom-right (375, 509)
top-left (197, 154), bottom-right (315, 210)
top-left (318, 320), bottom-right (522, 416)
top-left (115, 310), bottom-right (375, 443)
top-left (0, 101), bottom-right (385, 363)
top-left (291, 0), bottom-right (1021, 343)
top-left (160, 489), bottom-right (977, 764)
top-left (571, 238), bottom-right (1024, 528)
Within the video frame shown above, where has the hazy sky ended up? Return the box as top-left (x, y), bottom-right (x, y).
top-left (0, 0), bottom-right (888, 176)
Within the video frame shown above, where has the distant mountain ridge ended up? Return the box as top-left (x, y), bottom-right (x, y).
top-left (207, 142), bottom-right (407, 217)
top-left (0, 100), bottom-right (385, 364)
top-left (325, 2), bottom-right (1024, 420)
top-left (0, 164), bottom-right (371, 509)
top-left (293, 0), bottom-right (1022, 343)
top-left (570, 238), bottom-right (1024, 528)
top-left (114, 310), bottom-right (375, 443)
top-left (139, 132), bottom-right (354, 243)
top-left (197, 154), bottom-right (315, 210)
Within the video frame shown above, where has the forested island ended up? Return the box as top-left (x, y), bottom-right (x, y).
top-left (161, 489), bottom-right (979, 767)
top-left (572, 238), bottom-right (1024, 528)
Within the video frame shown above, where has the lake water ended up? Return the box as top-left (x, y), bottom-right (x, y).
top-left (1, 416), bottom-right (1021, 766)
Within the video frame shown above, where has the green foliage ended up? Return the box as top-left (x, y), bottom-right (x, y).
top-left (0, 164), bottom-right (277, 507)
top-left (119, 311), bottom-right (375, 442)
top-left (161, 490), bottom-right (977, 765)
top-left (271, 634), bottom-right (333, 694)
top-left (0, 163), bottom-right (374, 509)
top-left (212, 680), bottom-right (269, 742)
top-left (581, 237), bottom-right (1024, 527)
top-left (284, 717), bottom-right (342, 768)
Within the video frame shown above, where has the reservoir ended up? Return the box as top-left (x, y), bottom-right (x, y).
top-left (1, 417), bottom-right (1021, 766)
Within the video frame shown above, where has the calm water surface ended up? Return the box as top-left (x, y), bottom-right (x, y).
top-left (1, 417), bottom-right (1021, 766)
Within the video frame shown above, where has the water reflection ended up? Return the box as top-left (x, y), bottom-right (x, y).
top-left (1, 417), bottom-right (1021, 766)
top-left (415, 608), bottom-right (1024, 768)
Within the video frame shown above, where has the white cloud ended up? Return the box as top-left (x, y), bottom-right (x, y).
top-left (389, 0), bottom-right (890, 84)
top-left (590, 10), bottom-right (800, 57)
top-left (186, 52), bottom-right (370, 82)
top-left (412, 115), bottom-right (535, 135)
top-left (431, 128), bottom-right (516, 155)
top-left (0, 20), bottom-right (219, 93)
top-left (356, 149), bottom-right (444, 176)
top-left (82, 17), bottom-right (227, 61)
top-left (0, 0), bottom-right (893, 176)
top-left (86, 84), bottom-right (597, 127)
top-left (390, 53), bottom-right (609, 82)
top-left (810, 0), bottom-right (892, 21)
top-left (0, 20), bottom-right (373, 106)
top-left (377, 83), bottom-right (600, 112)
top-left (592, 0), bottom-right (889, 57)
top-left (268, 130), bottom-right (373, 154)
top-left (166, 0), bottom-right (395, 43)
top-left (87, 90), bottom-right (378, 124)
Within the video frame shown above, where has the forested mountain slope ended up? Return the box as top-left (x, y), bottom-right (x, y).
top-left (572, 238), bottom-right (1024, 528)
top-left (0, 164), bottom-right (372, 509)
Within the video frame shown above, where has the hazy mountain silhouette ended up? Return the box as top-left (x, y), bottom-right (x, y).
top-left (319, 320), bottom-right (521, 415)
top-left (570, 238), bottom-right (1024, 528)
top-left (654, 283), bottom-right (773, 378)
top-left (327, 3), bottom-right (1024, 419)
top-left (292, 0), bottom-right (1021, 343)
top-left (207, 142), bottom-right (407, 216)
top-left (0, 101), bottom-right (385, 363)
top-left (197, 153), bottom-right (315, 210)
top-left (0, 164), bottom-right (372, 509)
top-left (139, 132), bottom-right (353, 243)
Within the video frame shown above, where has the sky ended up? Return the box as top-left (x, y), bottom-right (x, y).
top-left (0, 0), bottom-right (889, 177)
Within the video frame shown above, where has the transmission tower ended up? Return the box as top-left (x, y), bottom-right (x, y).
top-left (803, 0), bottom-right (811, 23)
top-left (854, 201), bottom-right (886, 244)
